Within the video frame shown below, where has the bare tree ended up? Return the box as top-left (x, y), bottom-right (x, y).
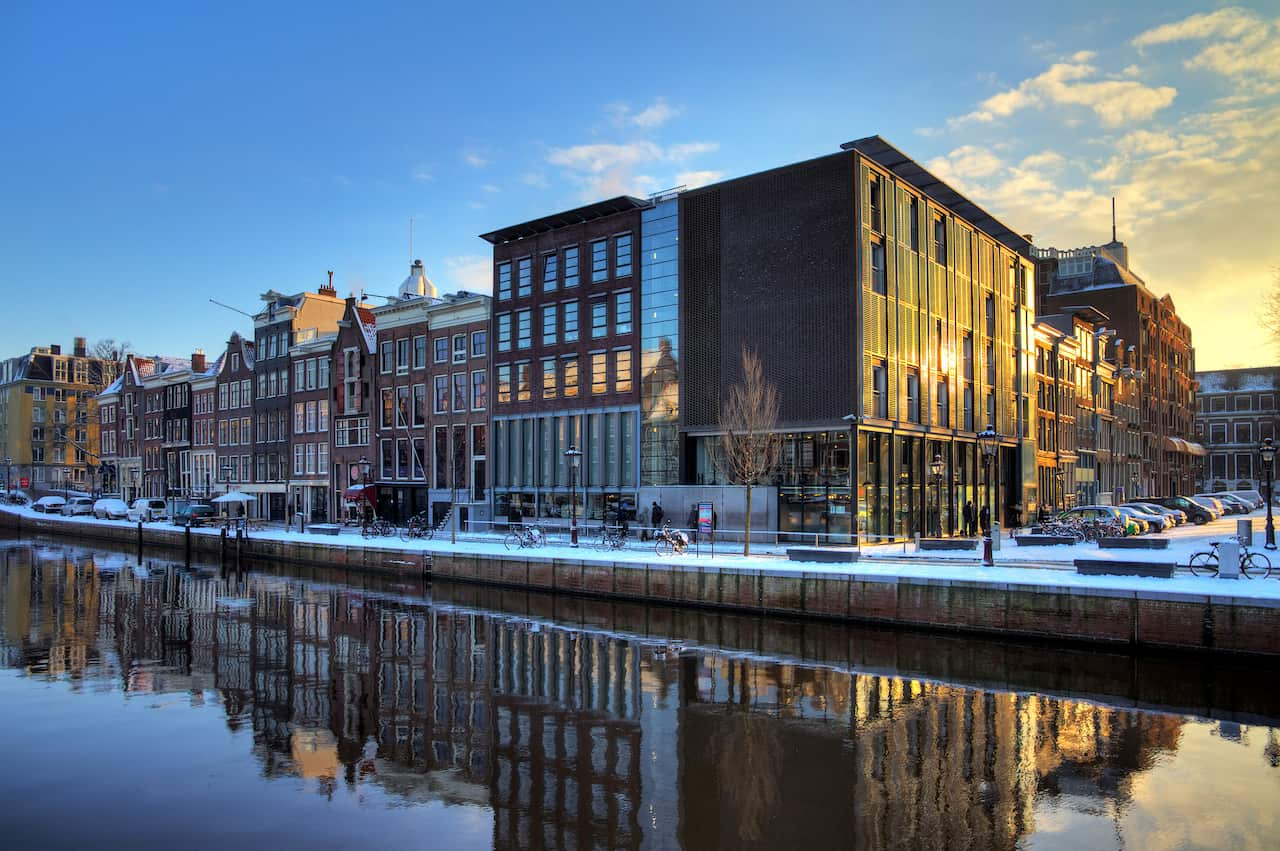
top-left (716, 346), bottom-right (781, 556)
top-left (1261, 268), bottom-right (1280, 350)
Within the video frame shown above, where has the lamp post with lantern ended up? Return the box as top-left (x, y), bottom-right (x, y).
top-left (358, 455), bottom-right (373, 532)
top-left (929, 453), bottom-right (945, 537)
top-left (564, 445), bottom-right (582, 547)
top-left (1260, 437), bottom-right (1276, 550)
top-left (978, 425), bottom-right (1000, 566)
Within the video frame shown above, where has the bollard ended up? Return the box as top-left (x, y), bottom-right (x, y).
top-left (235, 527), bottom-right (243, 565)
top-left (184, 525), bottom-right (192, 565)
top-left (136, 520), bottom-right (144, 559)
top-left (1219, 539), bottom-right (1241, 579)
top-left (220, 527), bottom-right (228, 564)
top-left (991, 521), bottom-right (1002, 551)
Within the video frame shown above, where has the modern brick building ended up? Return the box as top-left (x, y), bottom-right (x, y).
top-left (1195, 366), bottom-right (1280, 494)
top-left (1032, 237), bottom-right (1201, 496)
top-left (481, 198), bottom-right (644, 526)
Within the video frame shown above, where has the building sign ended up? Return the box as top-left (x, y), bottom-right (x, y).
top-left (697, 502), bottom-right (714, 536)
top-left (20, 477), bottom-right (29, 488)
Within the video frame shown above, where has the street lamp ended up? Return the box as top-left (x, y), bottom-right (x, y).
top-left (1260, 438), bottom-right (1276, 550)
top-left (977, 424), bottom-right (1000, 566)
top-left (221, 460), bottom-right (232, 495)
top-left (3, 455), bottom-right (10, 496)
top-left (1053, 468), bottom-right (1065, 512)
top-left (929, 453), bottom-right (945, 538)
top-left (63, 467), bottom-right (71, 501)
top-left (842, 414), bottom-right (860, 546)
top-left (358, 455), bottom-right (373, 529)
top-left (564, 445), bottom-right (582, 547)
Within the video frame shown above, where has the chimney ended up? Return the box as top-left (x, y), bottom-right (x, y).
top-left (50, 343), bottom-right (61, 355)
top-left (1022, 234), bottom-right (1033, 243)
top-left (74, 336), bottom-right (87, 357)
top-left (191, 349), bottom-right (206, 374)
top-left (319, 270), bottom-right (337, 298)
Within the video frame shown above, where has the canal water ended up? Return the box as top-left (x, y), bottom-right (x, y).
top-left (2, 535), bottom-right (1279, 850)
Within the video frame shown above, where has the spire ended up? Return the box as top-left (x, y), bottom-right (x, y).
top-left (1111, 196), bottom-right (1116, 243)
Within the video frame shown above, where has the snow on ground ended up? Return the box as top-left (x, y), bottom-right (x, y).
top-left (6, 503), bottom-right (1280, 600)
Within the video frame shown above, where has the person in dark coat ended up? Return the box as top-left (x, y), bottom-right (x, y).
top-left (651, 501), bottom-right (664, 532)
top-left (978, 504), bottom-right (990, 535)
top-left (507, 503), bottom-right (523, 530)
top-left (687, 504), bottom-right (699, 543)
top-left (963, 501), bottom-right (977, 536)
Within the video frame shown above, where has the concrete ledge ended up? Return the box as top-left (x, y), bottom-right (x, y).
top-left (1016, 535), bottom-right (1078, 546)
top-left (918, 538), bottom-right (979, 551)
top-left (786, 546), bottom-right (860, 563)
top-left (308, 524), bottom-right (342, 536)
top-left (1076, 559), bottom-right (1176, 579)
top-left (1098, 537), bottom-right (1170, 549)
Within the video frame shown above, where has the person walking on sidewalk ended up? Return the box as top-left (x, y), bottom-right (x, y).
top-left (978, 503), bottom-right (990, 535)
top-left (963, 500), bottom-right (977, 537)
top-left (638, 503), bottom-right (651, 541)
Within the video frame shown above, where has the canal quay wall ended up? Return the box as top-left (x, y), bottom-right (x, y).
top-left (5, 507), bottom-right (1280, 657)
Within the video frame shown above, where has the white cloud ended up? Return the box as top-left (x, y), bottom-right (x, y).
top-left (954, 55), bottom-right (1176, 127)
top-left (462, 150), bottom-right (488, 168)
top-left (666, 141), bottom-right (719, 161)
top-left (1132, 8), bottom-right (1257, 48)
top-left (1132, 8), bottom-right (1280, 93)
top-left (482, 183), bottom-right (500, 194)
top-left (411, 167), bottom-right (433, 182)
top-left (607, 98), bottom-right (680, 129)
top-left (442, 255), bottom-right (493, 295)
top-left (520, 172), bottom-right (548, 189)
top-left (548, 139), bottom-right (720, 200)
top-left (675, 170), bottom-right (724, 189)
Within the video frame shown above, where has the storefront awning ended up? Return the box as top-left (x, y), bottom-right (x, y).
top-left (343, 484), bottom-right (376, 501)
top-left (1186, 441), bottom-right (1208, 457)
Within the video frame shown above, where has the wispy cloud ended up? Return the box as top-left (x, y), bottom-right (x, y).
top-left (462, 149), bottom-right (489, 168)
top-left (520, 172), bottom-right (549, 189)
top-left (675, 170), bottom-right (724, 189)
top-left (443, 255), bottom-right (493, 295)
top-left (482, 183), bottom-right (500, 194)
top-left (547, 139), bottom-right (720, 200)
top-left (952, 51), bottom-right (1176, 127)
top-left (411, 167), bottom-right (433, 182)
top-left (607, 97), bottom-right (680, 129)
top-left (1132, 7), bottom-right (1280, 97)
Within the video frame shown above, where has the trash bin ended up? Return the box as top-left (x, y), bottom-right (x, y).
top-left (295, 512), bottom-right (307, 534)
top-left (991, 521), bottom-right (1002, 551)
top-left (1237, 518), bottom-right (1253, 547)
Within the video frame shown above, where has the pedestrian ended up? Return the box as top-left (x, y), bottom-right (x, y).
top-left (963, 500), bottom-right (976, 536)
top-left (978, 503), bottom-right (990, 535)
top-left (638, 503), bottom-right (651, 541)
top-left (687, 504), bottom-right (699, 543)
top-left (508, 503), bottom-right (523, 530)
top-left (651, 501), bottom-right (664, 532)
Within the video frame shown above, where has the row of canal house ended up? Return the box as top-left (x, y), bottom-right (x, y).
top-left (93, 134), bottom-right (1197, 540)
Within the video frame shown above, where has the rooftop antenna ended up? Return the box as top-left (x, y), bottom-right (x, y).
top-left (409, 217), bottom-right (414, 264)
top-left (1111, 197), bottom-right (1117, 243)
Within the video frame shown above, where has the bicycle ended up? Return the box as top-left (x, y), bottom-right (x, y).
top-left (1188, 540), bottom-right (1273, 578)
top-left (504, 524), bottom-right (545, 550)
top-left (361, 518), bottom-right (396, 539)
top-left (399, 511), bottom-right (434, 541)
top-left (655, 523), bottom-right (689, 556)
top-left (596, 523), bottom-right (627, 552)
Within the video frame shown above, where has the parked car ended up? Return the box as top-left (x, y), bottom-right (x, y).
top-left (1060, 505), bottom-right (1136, 533)
top-left (174, 504), bottom-right (217, 527)
top-left (1188, 496), bottom-right (1225, 519)
top-left (1219, 489), bottom-right (1264, 510)
top-left (92, 498), bottom-right (130, 520)
top-left (1214, 494), bottom-right (1253, 514)
top-left (1196, 493), bottom-right (1241, 515)
top-left (1128, 502), bottom-right (1185, 525)
top-left (1147, 496), bottom-right (1215, 524)
top-left (1116, 505), bottom-right (1167, 533)
top-left (32, 495), bottom-right (67, 514)
top-left (60, 496), bottom-right (94, 517)
top-left (127, 498), bottom-right (169, 522)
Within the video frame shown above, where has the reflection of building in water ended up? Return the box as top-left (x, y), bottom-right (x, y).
top-left (0, 545), bottom-right (1193, 850)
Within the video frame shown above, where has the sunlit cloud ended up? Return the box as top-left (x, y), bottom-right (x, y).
top-left (442, 255), bottom-right (493, 295)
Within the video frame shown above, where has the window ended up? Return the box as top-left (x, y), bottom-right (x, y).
top-left (453, 372), bottom-right (467, 411)
top-left (591, 239), bottom-right (608, 283)
top-left (909, 196), bottom-right (919, 251)
top-left (318, 358), bottom-right (329, 388)
top-left (434, 375), bottom-right (449, 413)
top-left (564, 246), bottom-right (579, 288)
top-left (542, 252), bottom-right (558, 292)
top-left (305, 443), bottom-right (316, 475)
top-left (1209, 396), bottom-right (1226, 412)
top-left (294, 444), bottom-right (305, 476)
top-left (542, 358), bottom-right (557, 399)
top-left (563, 357), bottom-right (579, 398)
top-left (395, 387), bottom-right (409, 428)
top-left (257, 373), bottom-right (267, 399)
top-left (870, 242), bottom-right (886, 295)
top-left (471, 370), bottom-right (486, 410)
top-left (591, 352), bottom-right (608, 394)
top-left (304, 359), bottom-right (316, 390)
top-left (231, 353), bottom-right (239, 372)
top-left (380, 439), bottom-right (393, 479)
top-left (563, 301), bottom-right (579, 343)
top-left (614, 348), bottom-right (632, 393)
top-left (412, 384), bottom-right (425, 426)
top-left (614, 232), bottom-right (632, 277)
top-left (615, 291), bottom-right (632, 335)
top-left (1235, 422), bottom-right (1253, 444)
top-left (496, 364), bottom-right (511, 404)
top-left (516, 362), bottom-right (531, 402)
top-left (517, 257), bottom-right (532, 297)
top-left (1236, 395), bottom-right (1252, 411)
top-left (413, 335), bottom-right (426, 370)
top-left (933, 215), bottom-right (948, 265)
top-left (295, 402), bottom-right (306, 434)
top-left (1237, 453), bottom-right (1254, 481)
top-left (868, 174), bottom-right (882, 232)
top-left (936, 380), bottom-right (949, 426)
top-left (986, 392), bottom-right (996, 429)
top-left (872, 361), bottom-right (887, 418)
top-left (380, 388), bottom-right (393, 429)
top-left (452, 334), bottom-right (466, 363)
top-left (306, 400), bottom-right (318, 433)
top-left (241, 379), bottom-right (251, 406)
top-left (963, 384), bottom-right (974, 432)
top-left (230, 381), bottom-right (241, 409)
top-left (516, 309), bottom-right (532, 349)
top-left (379, 341), bottom-right (393, 374)
top-left (906, 369), bottom-right (920, 423)
top-left (496, 315), bottom-right (511, 352)
top-left (496, 261), bottom-right (512, 300)
top-left (396, 339), bottom-right (409, 374)
top-left (471, 330), bottom-right (487, 357)
top-left (591, 298), bottom-right (608, 338)
top-left (1262, 395), bottom-right (1275, 411)
top-left (434, 337), bottom-right (448, 363)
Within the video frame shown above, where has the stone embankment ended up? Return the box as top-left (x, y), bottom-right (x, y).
top-left (5, 508), bottom-right (1278, 656)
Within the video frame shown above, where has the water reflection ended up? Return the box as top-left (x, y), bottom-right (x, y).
top-left (1, 537), bottom-right (1278, 850)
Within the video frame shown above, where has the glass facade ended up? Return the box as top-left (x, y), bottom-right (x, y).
top-left (640, 200), bottom-right (679, 485)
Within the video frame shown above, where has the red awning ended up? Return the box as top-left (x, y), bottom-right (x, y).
top-left (343, 484), bottom-right (376, 501)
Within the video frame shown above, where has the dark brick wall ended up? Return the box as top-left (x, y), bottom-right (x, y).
top-left (681, 151), bottom-right (857, 429)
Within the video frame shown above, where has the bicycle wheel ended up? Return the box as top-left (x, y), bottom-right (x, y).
top-left (399, 522), bottom-right (415, 542)
top-left (1188, 551), bottom-right (1219, 577)
top-left (528, 527), bottom-right (544, 548)
top-left (656, 538), bottom-right (673, 557)
top-left (1243, 552), bottom-right (1271, 579)
top-left (504, 531), bottom-right (521, 551)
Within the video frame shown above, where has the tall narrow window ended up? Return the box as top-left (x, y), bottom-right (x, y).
top-left (933, 216), bottom-right (948, 265)
top-left (453, 372), bottom-right (467, 411)
top-left (497, 313), bottom-right (512, 352)
top-left (542, 252), bottom-right (558, 292)
top-left (591, 299), bottom-right (608, 338)
top-left (868, 174), bottom-right (882, 233)
top-left (906, 369), bottom-right (920, 423)
top-left (591, 239), bottom-right (608, 282)
top-left (614, 290), bottom-right (632, 335)
top-left (909, 196), bottom-right (920, 251)
top-left (517, 257), bottom-right (532, 297)
top-left (471, 370), bottom-right (487, 410)
top-left (614, 348), bottom-right (632, 393)
top-left (563, 357), bottom-right (579, 398)
top-left (870, 242), bottom-right (887, 295)
top-left (434, 375), bottom-right (449, 413)
top-left (563, 301), bottom-right (579, 343)
top-left (516, 309), bottom-right (532, 349)
top-left (453, 334), bottom-right (466, 363)
top-left (872, 361), bottom-right (887, 418)
top-left (542, 304), bottom-right (558, 346)
top-left (396, 339), bottom-right (409, 374)
top-left (591, 352), bottom-right (608, 394)
top-left (496, 365), bottom-right (511, 404)
top-left (516, 362), bottom-right (531, 402)
top-left (564, 246), bottom-right (579, 288)
top-left (614, 233), bottom-right (632, 277)
top-left (542, 358), bottom-right (557, 399)
top-left (496, 261), bottom-right (512, 300)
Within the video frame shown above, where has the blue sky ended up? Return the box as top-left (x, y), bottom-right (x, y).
top-left (2, 1), bottom-right (1276, 368)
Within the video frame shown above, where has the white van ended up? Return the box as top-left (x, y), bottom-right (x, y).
top-left (127, 498), bottom-right (169, 522)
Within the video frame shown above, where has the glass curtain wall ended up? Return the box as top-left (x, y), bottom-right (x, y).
top-left (640, 200), bottom-right (680, 486)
